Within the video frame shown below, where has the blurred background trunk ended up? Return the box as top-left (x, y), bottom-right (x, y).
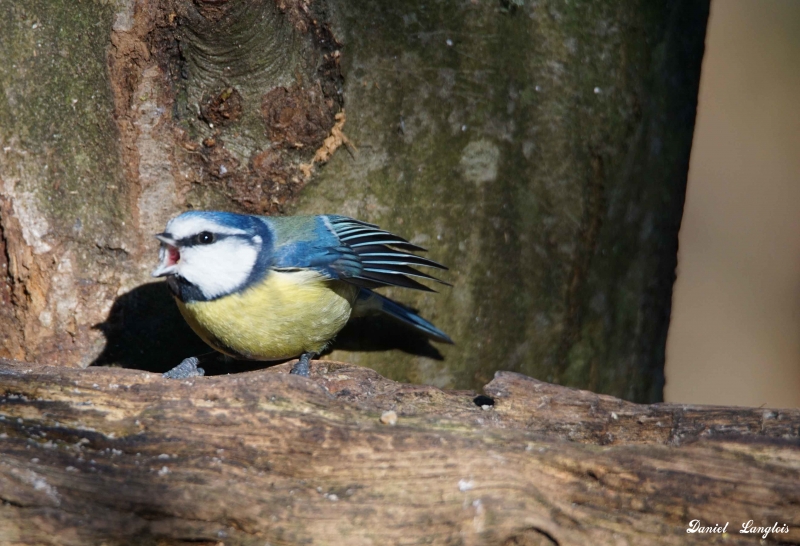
top-left (665, 0), bottom-right (800, 408)
top-left (0, 0), bottom-right (708, 403)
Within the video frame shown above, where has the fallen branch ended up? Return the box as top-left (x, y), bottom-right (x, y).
top-left (0, 359), bottom-right (797, 545)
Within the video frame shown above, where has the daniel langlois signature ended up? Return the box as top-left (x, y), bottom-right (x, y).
top-left (687, 519), bottom-right (790, 539)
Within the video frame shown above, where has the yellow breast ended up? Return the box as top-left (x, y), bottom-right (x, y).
top-left (175, 270), bottom-right (358, 360)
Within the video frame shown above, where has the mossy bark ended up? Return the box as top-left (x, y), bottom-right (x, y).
top-left (0, 0), bottom-right (708, 402)
top-left (295, 0), bottom-right (709, 402)
top-left (0, 0), bottom-right (131, 366)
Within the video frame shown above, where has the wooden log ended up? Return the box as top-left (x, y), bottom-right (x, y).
top-left (0, 359), bottom-right (797, 545)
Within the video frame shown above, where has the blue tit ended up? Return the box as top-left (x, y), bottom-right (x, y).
top-left (151, 211), bottom-right (452, 378)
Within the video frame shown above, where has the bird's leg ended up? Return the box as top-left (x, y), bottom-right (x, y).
top-left (163, 355), bottom-right (207, 379)
top-left (289, 352), bottom-right (316, 377)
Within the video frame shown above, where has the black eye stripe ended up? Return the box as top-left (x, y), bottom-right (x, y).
top-left (176, 232), bottom-right (227, 247)
top-left (173, 232), bottom-right (260, 248)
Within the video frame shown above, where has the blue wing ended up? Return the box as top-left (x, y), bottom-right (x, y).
top-left (270, 215), bottom-right (449, 292)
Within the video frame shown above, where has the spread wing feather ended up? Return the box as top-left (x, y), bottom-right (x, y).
top-left (325, 216), bottom-right (449, 291)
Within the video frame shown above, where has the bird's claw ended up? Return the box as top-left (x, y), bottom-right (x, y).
top-left (163, 357), bottom-right (205, 379)
top-left (289, 353), bottom-right (313, 377)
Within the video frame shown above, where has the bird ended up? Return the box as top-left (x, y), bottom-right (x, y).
top-left (151, 211), bottom-right (452, 378)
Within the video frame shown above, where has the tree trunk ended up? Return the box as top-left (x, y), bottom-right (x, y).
top-left (0, 359), bottom-right (798, 545)
top-left (0, 0), bottom-right (709, 401)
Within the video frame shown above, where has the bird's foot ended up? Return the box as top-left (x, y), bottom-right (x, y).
top-left (289, 352), bottom-right (315, 377)
top-left (163, 356), bottom-right (205, 379)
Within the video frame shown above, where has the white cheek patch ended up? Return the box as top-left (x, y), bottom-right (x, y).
top-left (167, 216), bottom-right (247, 240)
top-left (177, 238), bottom-right (258, 299)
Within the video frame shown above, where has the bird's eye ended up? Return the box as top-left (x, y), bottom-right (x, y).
top-left (196, 231), bottom-right (215, 245)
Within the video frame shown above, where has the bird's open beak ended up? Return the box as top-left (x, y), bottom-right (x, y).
top-left (152, 233), bottom-right (180, 277)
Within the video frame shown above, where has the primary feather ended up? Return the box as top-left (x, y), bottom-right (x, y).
top-left (270, 215), bottom-right (450, 294)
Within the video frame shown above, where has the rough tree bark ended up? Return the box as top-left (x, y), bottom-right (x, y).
top-left (0, 0), bottom-right (709, 401)
top-left (0, 359), bottom-right (798, 545)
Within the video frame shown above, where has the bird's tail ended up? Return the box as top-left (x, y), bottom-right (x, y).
top-left (353, 289), bottom-right (453, 344)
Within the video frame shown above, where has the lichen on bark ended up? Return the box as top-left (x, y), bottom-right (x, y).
top-left (0, 0), bottom-right (131, 365)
